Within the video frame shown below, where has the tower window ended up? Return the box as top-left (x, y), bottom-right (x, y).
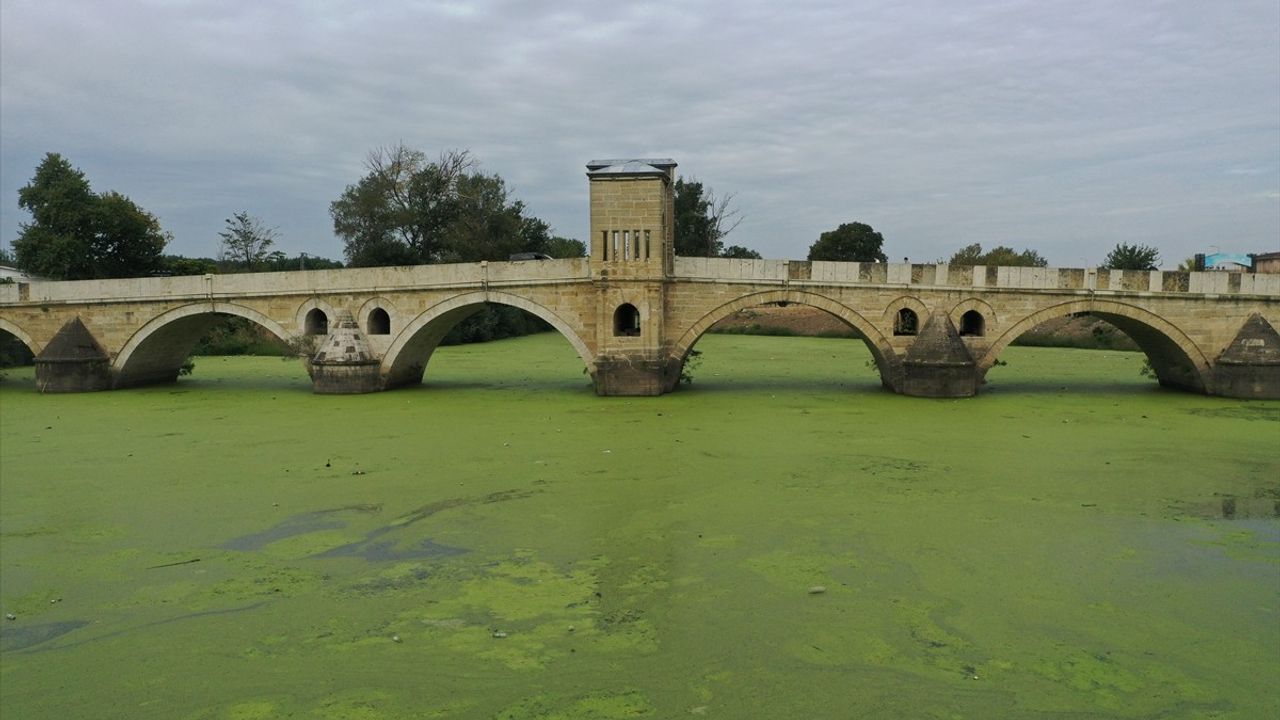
top-left (613, 303), bottom-right (641, 337)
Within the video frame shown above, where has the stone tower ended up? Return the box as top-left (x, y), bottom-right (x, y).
top-left (586, 159), bottom-right (679, 395)
top-left (587, 158), bottom-right (676, 276)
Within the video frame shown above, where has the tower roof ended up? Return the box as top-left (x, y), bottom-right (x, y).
top-left (586, 158), bottom-right (677, 178)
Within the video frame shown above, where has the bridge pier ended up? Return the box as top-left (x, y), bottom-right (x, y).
top-left (310, 311), bottom-right (382, 394)
top-left (1210, 313), bottom-right (1280, 399)
top-left (592, 355), bottom-right (680, 396)
top-left (33, 317), bottom-right (113, 393)
top-left (900, 311), bottom-right (980, 398)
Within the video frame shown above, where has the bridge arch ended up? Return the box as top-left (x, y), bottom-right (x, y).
top-left (113, 302), bottom-right (292, 388)
top-left (381, 291), bottom-right (594, 388)
top-left (0, 318), bottom-right (39, 355)
top-left (670, 290), bottom-right (903, 391)
top-left (978, 299), bottom-right (1211, 392)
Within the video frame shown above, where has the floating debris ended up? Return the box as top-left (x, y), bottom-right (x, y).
top-left (147, 558), bottom-right (201, 570)
top-left (807, 586), bottom-right (827, 595)
top-left (492, 631), bottom-right (508, 639)
top-left (391, 634), bottom-right (401, 643)
top-left (5, 613), bottom-right (14, 621)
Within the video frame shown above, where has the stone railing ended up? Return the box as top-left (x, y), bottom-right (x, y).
top-left (4, 255), bottom-right (1277, 305)
top-left (0, 258), bottom-right (592, 305)
top-left (671, 258), bottom-right (1280, 296)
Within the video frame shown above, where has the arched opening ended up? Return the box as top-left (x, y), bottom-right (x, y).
top-left (305, 309), bottom-right (329, 335)
top-left (382, 292), bottom-right (594, 391)
top-left (894, 308), bottom-right (919, 336)
top-left (978, 302), bottom-right (1208, 394)
top-left (0, 328), bottom-right (35, 366)
top-left (613, 304), bottom-right (641, 337)
top-left (367, 308), bottom-right (391, 335)
top-left (0, 327), bottom-right (37, 385)
top-left (959, 310), bottom-right (985, 337)
top-left (670, 291), bottom-right (902, 393)
top-left (113, 305), bottom-right (303, 389)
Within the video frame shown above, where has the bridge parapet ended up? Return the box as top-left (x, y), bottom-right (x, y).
top-left (671, 258), bottom-right (1280, 297)
top-left (0, 258), bottom-right (592, 306)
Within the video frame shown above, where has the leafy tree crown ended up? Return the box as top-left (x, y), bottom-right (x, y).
top-left (13, 152), bottom-right (167, 279)
top-left (1102, 243), bottom-right (1161, 270)
top-left (806, 222), bottom-right (888, 263)
top-left (947, 243), bottom-right (1047, 267)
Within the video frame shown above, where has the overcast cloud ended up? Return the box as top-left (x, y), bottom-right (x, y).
top-left (2, 0), bottom-right (1277, 267)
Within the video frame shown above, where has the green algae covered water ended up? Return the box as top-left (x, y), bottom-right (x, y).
top-left (1, 334), bottom-right (1277, 719)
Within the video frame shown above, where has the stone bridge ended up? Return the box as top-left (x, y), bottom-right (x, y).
top-left (2, 158), bottom-right (1278, 398)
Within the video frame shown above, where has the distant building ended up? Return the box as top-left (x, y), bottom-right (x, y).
top-left (0, 265), bottom-right (37, 281)
top-left (1254, 252), bottom-right (1280, 274)
top-left (1202, 252), bottom-right (1255, 272)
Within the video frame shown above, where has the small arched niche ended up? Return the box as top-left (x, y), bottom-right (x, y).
top-left (367, 307), bottom-right (391, 335)
top-left (305, 308), bottom-right (329, 335)
top-left (959, 310), bottom-right (985, 337)
top-left (613, 303), bottom-right (641, 337)
top-left (894, 308), bottom-right (919, 336)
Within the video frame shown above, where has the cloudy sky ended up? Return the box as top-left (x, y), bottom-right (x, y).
top-left (2, 0), bottom-right (1277, 268)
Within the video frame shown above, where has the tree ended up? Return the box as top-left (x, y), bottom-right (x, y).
top-left (438, 172), bottom-right (527, 262)
top-left (12, 153), bottom-right (168, 279)
top-left (218, 211), bottom-right (278, 269)
top-left (261, 252), bottom-right (343, 272)
top-left (720, 245), bottom-right (762, 259)
top-left (545, 236), bottom-right (586, 258)
top-left (948, 243), bottom-right (1047, 267)
top-left (331, 145), bottom-right (558, 267)
top-left (806, 222), bottom-right (888, 262)
top-left (1103, 243), bottom-right (1161, 270)
top-left (673, 177), bottom-right (742, 257)
top-left (159, 254), bottom-right (219, 276)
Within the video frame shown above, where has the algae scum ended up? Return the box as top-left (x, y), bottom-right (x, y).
top-left (1, 334), bottom-right (1277, 719)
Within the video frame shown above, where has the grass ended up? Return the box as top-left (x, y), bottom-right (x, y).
top-left (1, 334), bottom-right (1277, 719)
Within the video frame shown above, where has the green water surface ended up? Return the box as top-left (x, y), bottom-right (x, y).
top-left (1, 334), bottom-right (1277, 719)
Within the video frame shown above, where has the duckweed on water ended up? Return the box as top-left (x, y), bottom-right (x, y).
top-left (1, 333), bottom-right (1277, 718)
